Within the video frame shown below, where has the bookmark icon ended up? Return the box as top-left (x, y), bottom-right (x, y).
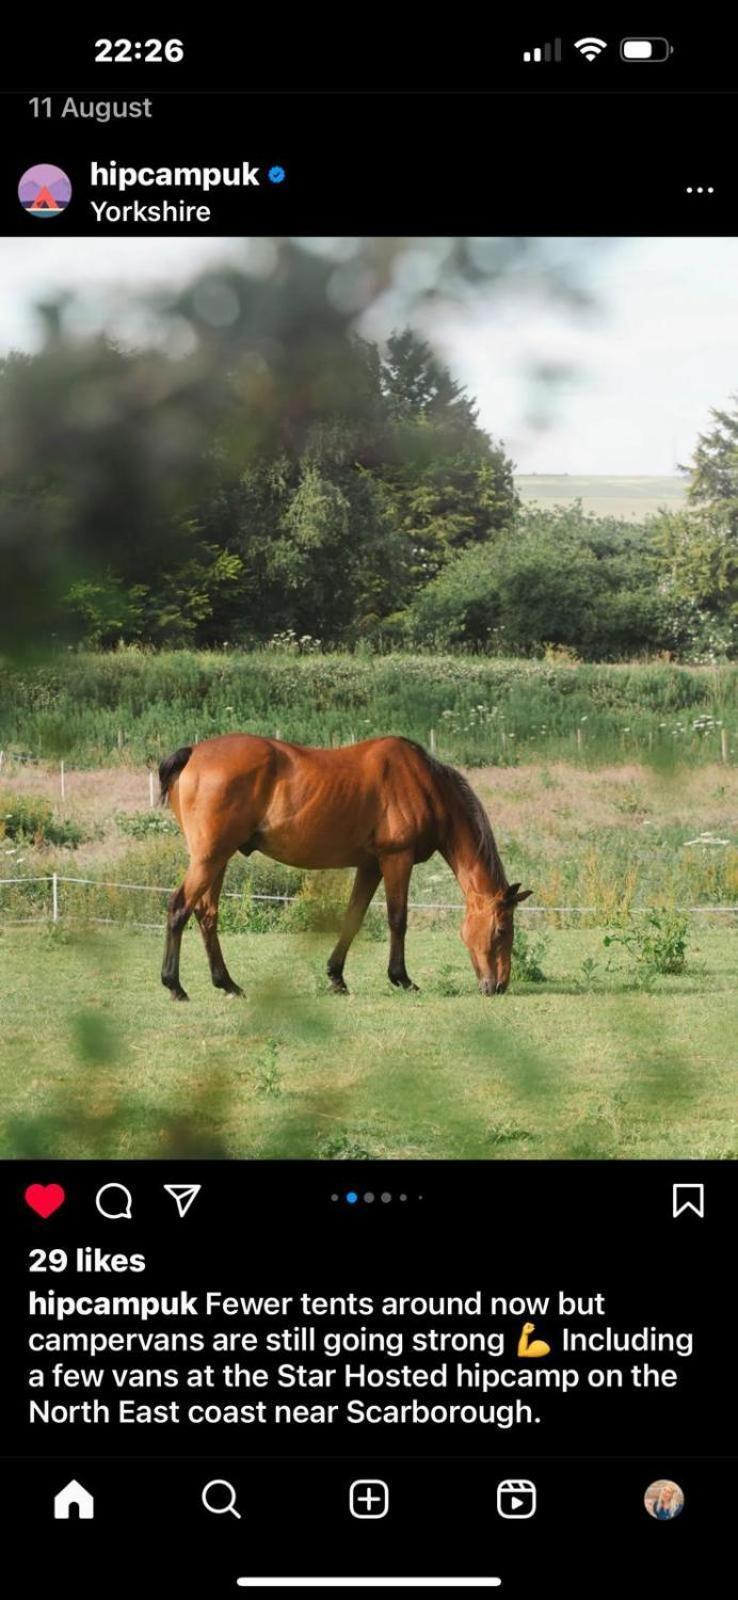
top-left (672, 1183), bottom-right (704, 1219)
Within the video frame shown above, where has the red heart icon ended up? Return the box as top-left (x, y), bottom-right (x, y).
top-left (24, 1183), bottom-right (66, 1219)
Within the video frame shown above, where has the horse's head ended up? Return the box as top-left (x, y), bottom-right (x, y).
top-left (461, 883), bottom-right (533, 995)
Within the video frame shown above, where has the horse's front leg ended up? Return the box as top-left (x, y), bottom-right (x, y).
top-left (380, 851), bottom-right (419, 991)
top-left (327, 859), bottom-right (381, 993)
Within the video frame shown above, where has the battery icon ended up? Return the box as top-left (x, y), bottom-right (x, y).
top-left (620, 37), bottom-right (672, 61)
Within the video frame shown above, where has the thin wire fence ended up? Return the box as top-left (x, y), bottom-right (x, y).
top-left (1, 873), bottom-right (738, 932)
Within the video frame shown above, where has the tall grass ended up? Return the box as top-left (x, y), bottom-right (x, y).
top-left (2, 826), bottom-right (737, 928)
top-left (1, 650), bottom-right (736, 768)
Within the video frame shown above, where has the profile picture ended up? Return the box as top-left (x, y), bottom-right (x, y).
top-left (18, 163), bottom-right (72, 217)
top-left (644, 1480), bottom-right (684, 1520)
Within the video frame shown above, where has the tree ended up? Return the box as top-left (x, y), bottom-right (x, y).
top-left (376, 331), bottom-right (518, 581)
top-left (382, 329), bottom-right (480, 432)
top-left (660, 394), bottom-right (738, 656)
top-left (685, 396), bottom-right (738, 532)
top-left (270, 462), bottom-right (406, 642)
top-left (653, 509), bottom-right (738, 658)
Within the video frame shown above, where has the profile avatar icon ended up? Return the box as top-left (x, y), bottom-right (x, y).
top-left (644, 1479), bottom-right (684, 1520)
top-left (18, 163), bottom-right (72, 217)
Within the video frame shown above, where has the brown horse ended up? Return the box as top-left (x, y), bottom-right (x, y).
top-left (158, 734), bottom-right (531, 1002)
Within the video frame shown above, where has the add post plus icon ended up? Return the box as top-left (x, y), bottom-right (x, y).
top-left (349, 1480), bottom-right (389, 1519)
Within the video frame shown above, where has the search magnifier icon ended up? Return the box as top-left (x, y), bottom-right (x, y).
top-left (202, 1479), bottom-right (241, 1519)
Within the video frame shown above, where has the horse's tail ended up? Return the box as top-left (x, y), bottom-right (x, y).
top-left (158, 745), bottom-right (193, 806)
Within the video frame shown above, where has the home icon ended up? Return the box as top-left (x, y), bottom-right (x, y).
top-left (54, 1479), bottom-right (95, 1520)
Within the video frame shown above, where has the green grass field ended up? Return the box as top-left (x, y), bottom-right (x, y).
top-left (516, 475), bottom-right (688, 521)
top-left (2, 923), bottom-right (736, 1162)
top-left (2, 650), bottom-right (737, 1162)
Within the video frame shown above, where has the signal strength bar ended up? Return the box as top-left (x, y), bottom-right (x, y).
top-left (523, 39), bottom-right (562, 64)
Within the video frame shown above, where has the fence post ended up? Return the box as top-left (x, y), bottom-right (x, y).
top-left (722, 728), bottom-right (729, 765)
top-left (60, 761), bottom-right (66, 803)
top-left (429, 727), bottom-right (436, 754)
top-left (149, 770), bottom-right (155, 808)
top-left (52, 872), bottom-right (59, 923)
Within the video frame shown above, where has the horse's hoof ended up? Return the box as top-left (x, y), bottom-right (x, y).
top-left (225, 986), bottom-right (245, 999)
top-left (329, 978), bottom-right (349, 995)
top-left (170, 989), bottom-right (189, 1002)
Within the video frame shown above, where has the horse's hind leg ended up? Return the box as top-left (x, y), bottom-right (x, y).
top-left (194, 866), bottom-right (244, 998)
top-left (327, 860), bottom-right (381, 993)
top-left (380, 851), bottom-right (419, 991)
top-left (161, 856), bottom-right (225, 1002)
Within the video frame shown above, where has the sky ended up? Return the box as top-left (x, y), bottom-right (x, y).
top-left (1, 235), bottom-right (736, 474)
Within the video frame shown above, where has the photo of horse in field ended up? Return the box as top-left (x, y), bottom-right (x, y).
top-left (3, 234), bottom-right (738, 1164)
top-left (159, 734), bottom-right (531, 1002)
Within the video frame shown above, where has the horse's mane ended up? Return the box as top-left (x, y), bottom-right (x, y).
top-left (404, 740), bottom-right (507, 890)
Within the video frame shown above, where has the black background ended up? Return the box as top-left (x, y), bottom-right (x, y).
top-left (1, 21), bottom-right (738, 91)
top-left (1, 1161), bottom-right (733, 1592)
top-left (1, 20), bottom-right (737, 1595)
top-left (5, 1161), bottom-right (726, 1462)
top-left (0, 89), bottom-right (733, 236)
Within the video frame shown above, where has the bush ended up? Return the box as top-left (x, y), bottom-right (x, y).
top-left (604, 909), bottom-right (690, 976)
top-left (512, 927), bottom-right (548, 984)
top-left (0, 792), bottom-right (84, 848)
top-left (404, 507), bottom-right (672, 659)
top-left (117, 810), bottom-right (178, 838)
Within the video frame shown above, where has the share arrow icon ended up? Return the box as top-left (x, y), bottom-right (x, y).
top-left (164, 1184), bottom-right (202, 1218)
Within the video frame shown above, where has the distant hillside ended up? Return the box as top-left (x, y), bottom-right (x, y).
top-left (515, 475), bottom-right (688, 521)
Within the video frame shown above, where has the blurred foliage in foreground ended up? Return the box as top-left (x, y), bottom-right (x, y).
top-left (2, 234), bottom-right (737, 663)
top-left (1, 924), bottom-right (735, 1162)
top-left (0, 238), bottom-right (527, 659)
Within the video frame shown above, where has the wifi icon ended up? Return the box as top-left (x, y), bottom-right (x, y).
top-left (574, 36), bottom-right (608, 61)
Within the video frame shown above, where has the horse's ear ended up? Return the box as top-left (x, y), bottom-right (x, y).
top-left (505, 883), bottom-right (532, 905)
